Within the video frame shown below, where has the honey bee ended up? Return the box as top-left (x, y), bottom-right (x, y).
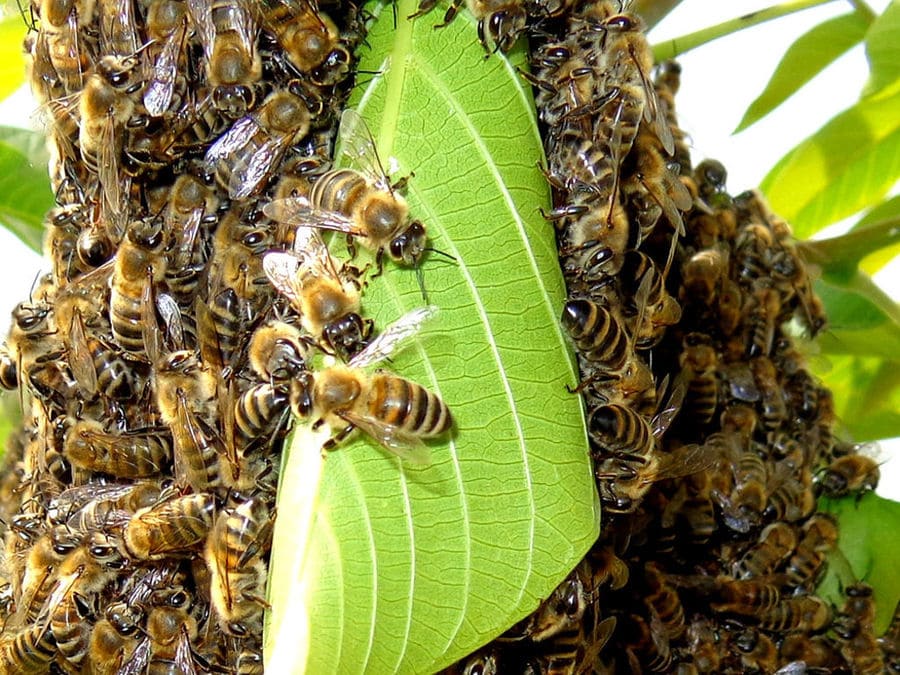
top-left (784, 513), bottom-right (837, 589)
top-left (263, 230), bottom-right (372, 362)
top-left (247, 318), bottom-right (309, 381)
top-left (620, 251), bottom-right (681, 348)
top-left (446, 647), bottom-right (499, 675)
top-left (733, 521), bottom-right (796, 580)
top-left (205, 496), bottom-right (274, 637)
top-left (0, 616), bottom-right (55, 673)
top-left (204, 87), bottom-right (312, 199)
top-left (759, 595), bottom-right (831, 633)
top-left (258, 0), bottom-right (350, 85)
top-left (0, 345), bottom-right (17, 390)
top-left (79, 54), bottom-right (143, 237)
top-left (164, 173), bottom-right (217, 275)
top-left (36, 0), bottom-right (90, 97)
top-left (264, 108), bottom-right (429, 273)
top-left (124, 492), bottom-right (216, 560)
top-left (702, 576), bottom-right (782, 617)
top-left (143, 0), bottom-right (188, 116)
top-left (143, 583), bottom-right (203, 667)
top-left (234, 381), bottom-right (291, 445)
top-left (289, 306), bottom-right (452, 463)
top-left (749, 355), bottom-right (787, 431)
top-left (505, 565), bottom-right (589, 643)
top-left (63, 306), bottom-right (136, 401)
top-left (17, 534), bottom-right (68, 623)
top-left (816, 453), bottom-right (880, 499)
top-left (643, 562), bottom-right (684, 641)
top-left (63, 419), bottom-right (171, 478)
top-left (108, 216), bottom-right (167, 356)
top-left (185, 0), bottom-right (262, 118)
top-left (779, 634), bottom-right (844, 671)
top-left (678, 332), bottom-right (718, 425)
top-left (679, 247), bottom-right (727, 310)
top-left (88, 601), bottom-right (144, 675)
top-left (731, 627), bottom-right (777, 673)
top-left (49, 576), bottom-right (94, 668)
top-left (622, 613), bottom-right (672, 674)
top-left (410, 0), bottom-right (527, 54)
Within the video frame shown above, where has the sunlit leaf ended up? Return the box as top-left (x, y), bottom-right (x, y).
top-left (265, 2), bottom-right (599, 673)
top-left (761, 86), bottom-right (900, 238)
top-left (0, 125), bottom-right (52, 252)
top-left (854, 195), bottom-right (900, 274)
top-left (819, 493), bottom-right (900, 635)
top-left (735, 12), bottom-right (869, 133)
top-left (863, 0), bottom-right (900, 98)
top-left (818, 354), bottom-right (900, 442)
top-left (0, 15), bottom-right (27, 101)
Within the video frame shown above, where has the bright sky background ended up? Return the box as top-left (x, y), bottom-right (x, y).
top-left (0, 0), bottom-right (897, 497)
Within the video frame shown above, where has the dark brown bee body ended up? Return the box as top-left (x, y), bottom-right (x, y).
top-left (368, 374), bottom-right (453, 437)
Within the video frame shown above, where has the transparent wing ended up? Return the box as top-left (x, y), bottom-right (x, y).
top-left (340, 409), bottom-right (432, 466)
top-left (66, 307), bottom-right (98, 395)
top-left (98, 116), bottom-right (127, 239)
top-left (229, 135), bottom-right (290, 200)
top-left (157, 292), bottom-right (185, 352)
top-left (349, 305), bottom-right (439, 369)
top-left (204, 115), bottom-right (259, 165)
top-left (140, 269), bottom-right (161, 366)
top-left (637, 59), bottom-right (675, 156)
top-left (117, 636), bottom-right (151, 675)
top-left (648, 443), bottom-right (719, 485)
top-left (185, 0), bottom-right (215, 62)
top-left (264, 196), bottom-right (365, 236)
top-left (232, 1), bottom-right (258, 57)
top-left (174, 624), bottom-right (199, 675)
top-left (143, 26), bottom-right (182, 116)
top-left (291, 228), bottom-right (343, 283)
top-left (338, 108), bottom-right (391, 190)
top-left (170, 207), bottom-right (202, 270)
top-left (262, 251), bottom-right (304, 309)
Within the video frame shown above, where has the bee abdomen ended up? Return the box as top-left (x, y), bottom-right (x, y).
top-left (561, 299), bottom-right (628, 369)
top-left (310, 168), bottom-right (368, 215)
top-left (109, 289), bottom-right (144, 353)
top-left (235, 383), bottom-right (290, 441)
top-left (371, 375), bottom-right (452, 436)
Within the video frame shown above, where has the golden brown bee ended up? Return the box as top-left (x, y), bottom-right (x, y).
top-left (88, 601), bottom-right (144, 675)
top-left (683, 618), bottom-right (721, 674)
top-left (622, 612), bottom-right (672, 674)
top-left (679, 247), bottom-right (727, 309)
top-left (62, 306), bottom-right (135, 401)
top-left (620, 251), bottom-right (682, 348)
top-left (0, 621), bottom-right (56, 673)
top-left (234, 381), bottom-right (291, 445)
top-left (0, 345), bottom-right (17, 390)
top-left (258, 0), bottom-right (350, 85)
top-left (411, 0), bottom-right (527, 54)
top-left (108, 216), bottom-right (167, 356)
top-left (79, 54), bottom-right (143, 236)
top-left (816, 453), bottom-right (880, 498)
top-left (36, 0), bottom-right (92, 97)
top-left (289, 306), bottom-right (452, 463)
top-left (758, 595), bottom-right (831, 633)
top-left (124, 492), bottom-right (216, 561)
top-left (703, 576), bottom-right (782, 616)
top-left (204, 87), bottom-right (312, 199)
top-left (205, 496), bottom-right (274, 637)
top-left (49, 576), bottom-right (94, 668)
top-left (264, 109), bottom-right (429, 272)
top-left (160, 383), bottom-right (222, 493)
top-left (187, 0), bottom-right (262, 118)
top-left (784, 513), bottom-right (837, 589)
top-left (643, 562), bottom-right (684, 640)
top-left (143, 0), bottom-right (188, 116)
top-left (733, 521), bottom-right (796, 579)
top-left (163, 173), bottom-right (217, 276)
top-left (263, 230), bottom-right (372, 362)
top-left (731, 627), bottom-right (777, 673)
top-left (749, 355), bottom-right (787, 431)
top-left (63, 419), bottom-right (171, 478)
top-left (97, 0), bottom-right (139, 57)
top-left (506, 564), bottom-right (589, 643)
top-left (17, 534), bottom-right (68, 623)
top-left (779, 633), bottom-right (844, 671)
top-left (678, 332), bottom-right (718, 425)
top-left (247, 318), bottom-right (309, 382)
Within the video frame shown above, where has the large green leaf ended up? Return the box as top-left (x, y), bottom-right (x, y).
top-left (819, 493), bottom-right (900, 635)
top-left (735, 12), bottom-right (870, 133)
top-left (760, 86), bottom-right (900, 238)
top-left (265, 1), bottom-right (599, 673)
top-left (0, 14), bottom-right (26, 100)
top-left (0, 125), bottom-right (52, 252)
top-left (821, 354), bottom-right (900, 442)
top-left (853, 195), bottom-right (900, 274)
top-left (863, 0), bottom-right (900, 98)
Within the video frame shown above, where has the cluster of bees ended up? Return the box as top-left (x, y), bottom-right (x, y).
top-left (408, 0), bottom-right (898, 673)
top-left (0, 0), bottom-right (458, 673)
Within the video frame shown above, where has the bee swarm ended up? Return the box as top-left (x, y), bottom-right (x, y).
top-left (0, 1), bottom-right (897, 675)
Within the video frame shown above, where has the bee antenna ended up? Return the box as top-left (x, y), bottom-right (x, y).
top-left (423, 247), bottom-right (456, 264)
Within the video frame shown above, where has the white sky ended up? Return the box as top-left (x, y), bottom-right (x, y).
top-left (0, 0), bottom-right (897, 497)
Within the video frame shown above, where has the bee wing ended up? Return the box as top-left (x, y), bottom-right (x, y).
top-left (204, 115), bottom-right (260, 165)
top-left (348, 305), bottom-right (439, 369)
top-left (140, 269), bottom-right (162, 366)
top-left (99, 0), bottom-right (139, 56)
top-left (338, 108), bottom-right (392, 190)
top-left (66, 307), bottom-right (98, 396)
top-left (171, 207), bottom-right (203, 270)
top-left (186, 0), bottom-right (215, 62)
top-left (637, 61), bottom-right (675, 156)
top-left (264, 196), bottom-right (365, 237)
top-left (118, 637), bottom-right (151, 675)
top-left (723, 363), bottom-right (761, 402)
top-left (229, 135), bottom-right (290, 200)
top-left (643, 443), bottom-right (719, 485)
top-left (174, 624), bottom-right (200, 675)
top-left (263, 251), bottom-right (304, 308)
top-left (232, 1), bottom-right (259, 57)
top-left (291, 228), bottom-right (344, 283)
top-left (98, 117), bottom-right (127, 240)
top-left (172, 394), bottom-right (217, 493)
top-left (157, 292), bottom-right (186, 352)
top-left (143, 24), bottom-right (183, 116)
top-left (339, 409), bottom-right (433, 466)
top-left (652, 372), bottom-right (684, 438)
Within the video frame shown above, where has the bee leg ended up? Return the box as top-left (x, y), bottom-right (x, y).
top-left (345, 233), bottom-right (357, 259)
top-left (540, 203), bottom-right (588, 221)
top-left (322, 424), bottom-right (356, 452)
top-left (407, 0), bottom-right (439, 20)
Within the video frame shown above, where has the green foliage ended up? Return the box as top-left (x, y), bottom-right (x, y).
top-left (864, 0), bottom-right (900, 98)
top-left (819, 492), bottom-right (900, 635)
top-left (265, 1), bottom-right (598, 672)
top-left (0, 125), bottom-right (53, 252)
top-left (734, 11), bottom-right (871, 133)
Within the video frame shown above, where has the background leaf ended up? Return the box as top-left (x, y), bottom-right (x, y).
top-left (854, 195), bottom-right (900, 274)
top-left (735, 12), bottom-right (870, 133)
top-left (760, 86), bottom-right (900, 238)
top-left (822, 354), bottom-right (900, 442)
top-left (0, 125), bottom-right (52, 252)
top-left (819, 493), bottom-right (900, 635)
top-left (265, 2), bottom-right (599, 673)
top-left (0, 15), bottom-right (26, 101)
top-left (864, 0), bottom-right (900, 98)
